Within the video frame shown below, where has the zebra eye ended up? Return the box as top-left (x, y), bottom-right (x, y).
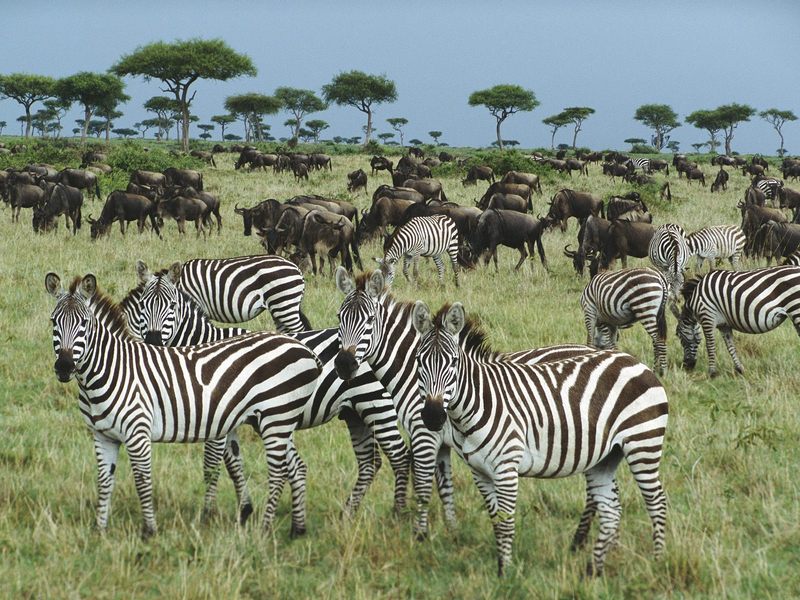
top-left (367, 315), bottom-right (375, 324)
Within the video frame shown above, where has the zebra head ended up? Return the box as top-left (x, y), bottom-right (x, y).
top-left (135, 260), bottom-right (182, 346)
top-left (46, 272), bottom-right (96, 382)
top-left (334, 267), bottom-right (386, 380)
top-left (593, 323), bottom-right (619, 350)
top-left (674, 304), bottom-right (701, 370)
top-left (372, 256), bottom-right (398, 285)
top-left (412, 301), bottom-right (464, 432)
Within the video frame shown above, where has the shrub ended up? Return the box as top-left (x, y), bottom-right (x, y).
top-left (631, 144), bottom-right (657, 154)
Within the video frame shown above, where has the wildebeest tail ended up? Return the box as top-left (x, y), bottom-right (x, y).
top-left (95, 179), bottom-right (101, 200)
top-left (198, 173), bottom-right (204, 191)
top-left (599, 200), bottom-right (605, 219)
top-left (76, 206), bottom-right (82, 230)
top-left (351, 236), bottom-right (363, 270)
top-left (440, 188), bottom-right (448, 203)
top-left (526, 192), bottom-right (532, 212)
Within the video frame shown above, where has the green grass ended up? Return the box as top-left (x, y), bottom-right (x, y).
top-left (1, 149), bottom-right (799, 599)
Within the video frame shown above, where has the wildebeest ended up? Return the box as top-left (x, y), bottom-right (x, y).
top-left (157, 193), bottom-right (209, 236)
top-left (546, 189), bottom-right (604, 231)
top-left (126, 181), bottom-right (162, 201)
top-left (287, 195), bottom-right (358, 225)
top-left (469, 209), bottom-right (548, 271)
top-left (478, 181), bottom-right (533, 211)
top-left (293, 162), bottom-right (309, 182)
top-left (462, 165), bottom-right (495, 186)
top-left (371, 184), bottom-right (424, 204)
top-left (33, 182), bottom-right (83, 234)
top-left (89, 191), bottom-right (161, 239)
top-left (684, 167), bottom-right (706, 186)
top-left (781, 161), bottom-right (800, 181)
top-left (165, 186), bottom-right (222, 233)
top-left (130, 169), bottom-right (167, 189)
top-left (711, 155), bottom-right (737, 168)
top-left (56, 168), bottom-right (101, 201)
top-left (599, 220), bottom-right (656, 271)
top-left (565, 158), bottom-right (589, 176)
top-left (397, 200), bottom-right (481, 242)
top-left (563, 215), bottom-right (612, 276)
top-left (163, 167), bottom-right (203, 191)
top-left (260, 205), bottom-right (311, 254)
top-left (234, 198), bottom-right (292, 236)
top-left (294, 210), bottom-right (360, 275)
top-left (501, 170), bottom-right (542, 195)
top-left (710, 168), bottom-right (729, 193)
top-left (778, 186), bottom-right (800, 218)
top-left (754, 221), bottom-right (800, 264)
top-left (438, 151), bottom-right (454, 162)
top-left (649, 159), bottom-right (669, 175)
top-left (370, 155), bottom-right (393, 176)
top-left (9, 182), bottom-right (45, 223)
top-left (356, 197), bottom-right (415, 242)
top-left (601, 162), bottom-right (629, 179)
top-left (402, 178), bottom-right (447, 202)
top-left (739, 202), bottom-right (788, 257)
top-left (309, 153), bottom-right (332, 171)
top-left (347, 168), bottom-right (368, 194)
top-left (742, 164), bottom-right (765, 178)
top-left (606, 193), bottom-right (649, 221)
top-left (190, 150), bottom-right (217, 167)
top-left (482, 193), bottom-right (528, 213)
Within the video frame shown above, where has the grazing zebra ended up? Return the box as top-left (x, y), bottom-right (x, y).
top-left (377, 214), bottom-right (460, 286)
top-left (411, 301), bottom-right (668, 576)
top-left (333, 267), bottom-right (591, 538)
top-left (580, 268), bottom-right (669, 375)
top-left (648, 223), bottom-right (689, 299)
top-left (685, 225), bottom-right (746, 271)
top-left (625, 157), bottom-right (651, 174)
top-left (122, 260), bottom-right (411, 517)
top-left (675, 266), bottom-right (800, 376)
top-left (176, 255), bottom-right (311, 331)
top-left (45, 272), bottom-right (320, 537)
top-left (753, 177), bottom-right (784, 203)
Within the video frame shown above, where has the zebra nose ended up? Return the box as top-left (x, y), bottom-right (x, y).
top-left (334, 346), bottom-right (358, 381)
top-left (144, 331), bottom-right (163, 346)
top-left (421, 395), bottom-right (447, 431)
top-left (54, 350), bottom-right (75, 382)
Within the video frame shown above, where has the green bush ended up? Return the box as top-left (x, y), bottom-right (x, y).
top-left (105, 141), bottom-right (204, 174)
top-left (631, 144), bottom-right (658, 154)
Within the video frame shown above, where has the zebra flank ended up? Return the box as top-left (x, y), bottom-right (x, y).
top-left (580, 267), bottom-right (669, 375)
top-left (676, 265), bottom-right (800, 376)
top-left (379, 214), bottom-right (460, 286)
top-left (412, 301), bottom-right (668, 576)
top-left (685, 225), bottom-right (746, 271)
top-left (46, 272), bottom-right (321, 537)
top-left (648, 223), bottom-right (689, 298)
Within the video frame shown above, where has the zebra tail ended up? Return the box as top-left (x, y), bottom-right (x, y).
top-left (298, 307), bottom-right (313, 331)
top-left (657, 291), bottom-right (667, 341)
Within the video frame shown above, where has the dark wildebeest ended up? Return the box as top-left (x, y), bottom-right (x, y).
top-left (89, 191), bottom-right (161, 239)
top-left (742, 164), bottom-right (765, 178)
top-left (599, 220), bottom-right (656, 271)
top-left (234, 198), bottom-right (291, 236)
top-left (462, 165), bottom-right (495, 186)
top-left (602, 162), bottom-right (629, 180)
top-left (711, 155), bottom-right (736, 168)
top-left (9, 182), bottom-right (45, 223)
top-left (347, 168), bottom-right (368, 194)
top-left (402, 178), bottom-right (447, 202)
top-left (563, 215), bottom-right (612, 276)
top-left (546, 189), bottom-right (604, 231)
top-left (371, 184), bottom-right (424, 204)
top-left (56, 168), bottom-right (101, 201)
top-left (479, 181), bottom-right (533, 211)
top-left (565, 158), bottom-right (589, 176)
top-left (260, 205), bottom-right (311, 255)
top-left (34, 182), bottom-right (83, 234)
top-left (190, 150), bottom-right (217, 167)
top-left (755, 221), bottom-right (800, 265)
top-left (501, 170), bottom-right (542, 195)
top-left (752, 155), bottom-right (769, 170)
top-left (157, 193), bottom-right (209, 236)
top-left (778, 186), bottom-right (800, 219)
top-left (397, 201), bottom-right (481, 243)
top-left (370, 155), bottom-right (393, 176)
top-left (438, 151), bottom-right (454, 162)
top-left (606, 193), bottom-right (649, 221)
top-left (163, 167), bottom-right (203, 191)
top-left (165, 185), bottom-right (222, 233)
top-left (469, 209), bottom-right (549, 272)
top-left (408, 146), bottom-right (424, 159)
top-left (294, 210), bottom-right (360, 275)
top-left (130, 169), bottom-right (167, 189)
top-left (744, 186), bottom-right (767, 207)
top-left (292, 162), bottom-right (309, 182)
top-left (422, 157), bottom-right (441, 169)
top-left (310, 153), bottom-right (332, 171)
top-left (685, 167), bottom-right (706, 186)
top-left (483, 193), bottom-right (528, 213)
top-left (287, 195), bottom-right (358, 225)
top-left (710, 169), bottom-right (729, 193)
top-left (356, 197), bottom-right (415, 242)
top-left (126, 182), bottom-right (163, 201)
top-left (649, 159), bottom-right (669, 175)
top-left (739, 202), bottom-right (788, 257)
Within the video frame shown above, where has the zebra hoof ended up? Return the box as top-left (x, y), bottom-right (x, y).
top-left (290, 523), bottom-right (306, 538)
top-left (140, 524), bottom-right (157, 540)
top-left (414, 529), bottom-right (428, 542)
top-left (239, 502), bottom-right (254, 526)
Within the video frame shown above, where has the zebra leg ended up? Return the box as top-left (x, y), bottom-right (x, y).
top-left (409, 426), bottom-right (442, 540)
top-left (93, 432), bottom-right (121, 533)
top-left (583, 304), bottom-right (598, 347)
top-left (584, 469), bottom-right (622, 577)
top-left (473, 469), bottom-right (518, 577)
top-left (432, 254), bottom-right (445, 286)
top-left (720, 326), bottom-right (744, 374)
top-left (625, 439), bottom-right (667, 561)
top-left (402, 256), bottom-right (411, 281)
top-left (434, 444), bottom-right (457, 527)
top-left (258, 426), bottom-right (290, 532)
top-left (700, 319), bottom-right (720, 377)
top-left (285, 439), bottom-right (308, 537)
top-left (126, 432), bottom-right (157, 538)
top-left (339, 407), bottom-right (382, 516)
top-left (222, 431), bottom-right (254, 525)
top-left (642, 314), bottom-right (667, 376)
top-left (449, 251), bottom-right (460, 287)
top-left (570, 476), bottom-right (598, 551)
top-left (201, 437), bottom-right (226, 523)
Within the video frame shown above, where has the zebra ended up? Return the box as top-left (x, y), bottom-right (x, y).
top-left (648, 223), bottom-right (689, 299)
top-left (333, 267), bottom-right (591, 538)
top-left (122, 260), bottom-right (411, 518)
top-left (580, 268), bottom-right (669, 375)
top-left (685, 225), bottom-right (746, 271)
top-left (784, 250), bottom-right (800, 266)
top-left (376, 214), bottom-right (460, 286)
top-left (625, 157), bottom-right (651, 174)
top-left (411, 301), bottom-right (668, 576)
top-left (175, 255), bottom-right (311, 331)
top-left (45, 272), bottom-right (321, 537)
top-left (674, 266), bottom-right (800, 376)
top-left (753, 177), bottom-right (784, 203)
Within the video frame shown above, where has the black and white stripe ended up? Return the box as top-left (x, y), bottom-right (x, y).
top-left (676, 266), bottom-right (800, 376)
top-left (46, 273), bottom-right (320, 537)
top-left (753, 177), bottom-right (784, 201)
top-left (379, 214), bottom-right (460, 286)
top-left (648, 223), bottom-right (689, 297)
top-left (580, 268), bottom-right (669, 375)
top-left (626, 157), bottom-right (651, 173)
top-left (411, 301), bottom-right (668, 576)
top-left (685, 225), bottom-right (746, 271)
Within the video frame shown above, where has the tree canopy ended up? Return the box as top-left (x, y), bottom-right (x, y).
top-left (224, 93), bottom-right (280, 142)
top-left (0, 73), bottom-right (57, 137)
top-left (560, 107), bottom-right (595, 149)
top-left (386, 117), bottom-right (408, 146)
top-left (111, 38), bottom-right (256, 150)
top-left (322, 70), bottom-right (397, 145)
top-left (468, 84), bottom-right (538, 149)
top-left (275, 87), bottom-right (326, 142)
top-left (713, 103), bottom-right (756, 155)
top-left (542, 113), bottom-right (571, 150)
top-left (760, 108), bottom-right (797, 156)
top-left (685, 109), bottom-right (725, 153)
top-left (57, 72), bottom-right (127, 143)
top-left (633, 104), bottom-right (680, 151)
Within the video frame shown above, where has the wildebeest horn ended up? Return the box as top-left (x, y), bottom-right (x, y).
top-left (361, 208), bottom-right (368, 216)
top-left (563, 244), bottom-right (576, 258)
top-left (233, 203), bottom-right (245, 215)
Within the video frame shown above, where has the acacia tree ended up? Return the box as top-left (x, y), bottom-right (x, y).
top-left (760, 108), bottom-right (797, 156)
top-left (429, 130), bottom-right (442, 145)
top-left (274, 87), bottom-right (326, 142)
top-left (624, 138), bottom-right (647, 150)
top-left (468, 84), bottom-right (538, 150)
top-left (386, 117), bottom-right (408, 146)
top-left (559, 107), bottom-right (595, 150)
top-left (211, 114), bottom-right (235, 141)
top-left (55, 72), bottom-right (126, 143)
top-left (197, 123), bottom-right (215, 140)
top-left (714, 104), bottom-right (756, 155)
top-left (112, 38), bottom-right (256, 150)
top-left (685, 109), bottom-right (724, 154)
top-left (542, 113), bottom-right (570, 150)
top-left (224, 93), bottom-right (281, 142)
top-left (322, 71), bottom-right (397, 145)
top-left (0, 120), bottom-right (6, 135)
top-left (377, 132), bottom-right (395, 144)
top-left (305, 119), bottom-right (329, 142)
top-left (633, 104), bottom-right (680, 151)
top-left (0, 73), bottom-right (56, 137)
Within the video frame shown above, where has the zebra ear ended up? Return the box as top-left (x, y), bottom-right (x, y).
top-left (167, 262), bottom-right (181, 284)
top-left (45, 272), bottom-right (62, 297)
top-left (444, 302), bottom-right (466, 336)
top-left (335, 266), bottom-right (354, 295)
top-left (367, 269), bottom-right (385, 299)
top-left (136, 260), bottom-right (151, 284)
top-left (412, 301), bottom-right (433, 335)
top-left (79, 274), bottom-right (97, 300)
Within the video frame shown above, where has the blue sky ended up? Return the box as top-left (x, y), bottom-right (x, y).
top-left (2, 0), bottom-right (799, 153)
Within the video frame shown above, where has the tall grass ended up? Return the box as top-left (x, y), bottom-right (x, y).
top-left (1, 150), bottom-right (798, 598)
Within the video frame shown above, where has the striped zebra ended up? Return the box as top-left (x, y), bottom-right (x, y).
top-left (675, 266), bottom-right (800, 376)
top-left (685, 225), bottom-right (746, 271)
top-left (580, 268), bottom-right (669, 375)
top-left (334, 267), bottom-right (591, 538)
top-left (45, 273), bottom-right (320, 537)
top-left (648, 223), bottom-right (689, 298)
top-left (176, 255), bottom-right (311, 332)
top-left (377, 214), bottom-right (460, 286)
top-left (784, 250), bottom-right (800, 266)
top-left (753, 177), bottom-right (784, 202)
top-left (122, 261), bottom-right (410, 518)
top-left (625, 157), bottom-right (651, 173)
top-left (411, 301), bottom-right (668, 576)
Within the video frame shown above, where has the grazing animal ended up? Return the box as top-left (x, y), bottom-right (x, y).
top-left (752, 176), bottom-right (784, 204)
top-left (410, 301), bottom-right (668, 576)
top-left (56, 168), bottom-right (101, 201)
top-left (370, 155), bottom-right (393, 176)
top-left (479, 182), bottom-right (533, 211)
top-left (165, 186), bottom-right (222, 233)
top-left (675, 267), bottom-right (800, 376)
top-left (296, 210), bottom-right (361, 275)
top-left (685, 225), bottom-right (746, 271)
top-left (483, 192), bottom-right (528, 213)
top-left (710, 168), bottom-right (729, 193)
top-left (371, 184), bottom-right (425, 204)
top-left (625, 158), bottom-right (651, 174)
top-left (462, 165), bottom-right (495, 186)
top-left (599, 220), bottom-right (656, 271)
top-left (469, 209), bottom-right (548, 271)
top-left (9, 182), bottom-right (45, 223)
top-left (347, 168), bottom-right (368, 194)
top-left (45, 272), bottom-right (320, 537)
top-left (500, 170), bottom-right (542, 194)
top-left (755, 220), bottom-right (800, 265)
top-left (293, 162), bottom-right (309, 182)
top-left (157, 193), bottom-right (208, 236)
top-left (684, 167), bottom-right (706, 186)
top-left (34, 182), bottom-right (83, 234)
top-left (309, 153), bottom-right (332, 171)
top-left (89, 191), bottom-right (161, 239)
top-left (401, 178), bottom-right (447, 202)
top-left (356, 197), bottom-right (415, 243)
top-left (379, 214), bottom-right (460, 286)
top-left (601, 162), bottom-right (628, 179)
top-left (580, 268), bottom-right (669, 375)
top-left (606, 193), bottom-right (648, 221)
top-left (648, 224), bottom-right (690, 299)
top-left (163, 167), bottom-right (203, 191)
top-left (563, 215), bottom-right (612, 276)
top-left (546, 189), bottom-right (604, 231)
top-left (129, 169), bottom-right (167, 189)
top-left (739, 202), bottom-right (787, 257)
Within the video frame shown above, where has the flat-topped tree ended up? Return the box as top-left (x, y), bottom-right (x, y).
top-left (322, 71), bottom-right (397, 145)
top-left (542, 113), bottom-right (570, 150)
top-left (634, 104), bottom-right (680, 151)
top-left (56, 72), bottom-right (126, 143)
top-left (224, 93), bottom-right (280, 142)
top-left (760, 108), bottom-right (797, 157)
top-left (0, 73), bottom-right (56, 137)
top-left (686, 109), bottom-right (725, 154)
top-left (112, 38), bottom-right (256, 151)
top-left (560, 107), bottom-right (594, 150)
top-left (387, 117), bottom-right (408, 146)
top-left (468, 84), bottom-right (538, 150)
top-left (714, 103), bottom-right (756, 155)
top-left (305, 119), bottom-right (329, 143)
top-left (429, 131), bottom-right (442, 145)
top-left (275, 87), bottom-right (327, 142)
top-left (211, 114), bottom-right (235, 141)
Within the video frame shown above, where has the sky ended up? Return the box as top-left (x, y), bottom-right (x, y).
top-left (2, 0), bottom-right (799, 154)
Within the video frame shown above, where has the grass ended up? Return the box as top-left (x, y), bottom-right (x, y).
top-left (1, 149), bottom-right (799, 598)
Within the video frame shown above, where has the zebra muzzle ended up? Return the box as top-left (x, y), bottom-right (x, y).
top-left (421, 395), bottom-right (447, 431)
top-left (54, 351), bottom-right (75, 382)
top-left (334, 347), bottom-right (358, 381)
top-left (144, 331), bottom-right (163, 346)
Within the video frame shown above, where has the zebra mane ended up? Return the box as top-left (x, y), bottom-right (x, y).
top-left (121, 268), bottom-right (207, 318)
top-left (681, 277), bottom-right (701, 303)
top-left (433, 303), bottom-right (498, 360)
top-left (80, 282), bottom-right (135, 340)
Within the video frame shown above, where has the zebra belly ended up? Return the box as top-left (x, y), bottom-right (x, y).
top-left (719, 306), bottom-right (788, 333)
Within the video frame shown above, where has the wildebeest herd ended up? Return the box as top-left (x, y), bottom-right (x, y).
top-left (26, 143), bottom-right (800, 576)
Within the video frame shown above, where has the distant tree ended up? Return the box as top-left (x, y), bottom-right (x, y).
top-left (347, 136), bottom-right (361, 145)
top-left (633, 104), bottom-right (680, 151)
top-left (691, 143), bottom-right (705, 153)
top-left (468, 84), bottom-right (538, 150)
top-left (542, 113), bottom-right (570, 150)
top-left (112, 127), bottom-right (137, 138)
top-left (386, 117), bottom-right (408, 146)
top-left (134, 121), bottom-right (149, 138)
top-left (332, 136), bottom-right (345, 144)
top-left (409, 138), bottom-right (423, 146)
top-left (0, 73), bottom-right (56, 137)
top-left (224, 93), bottom-right (280, 142)
top-left (504, 139), bottom-right (519, 147)
top-left (199, 132), bottom-right (211, 140)
top-left (86, 119), bottom-right (106, 138)
top-left (223, 133), bottom-right (242, 141)
top-left (211, 114), bottom-right (236, 141)
top-left (558, 106), bottom-right (595, 150)
top-left (305, 119), bottom-right (329, 142)
top-left (760, 108), bottom-right (797, 157)
top-left (556, 143), bottom-right (571, 151)
top-left (0, 120), bottom-right (6, 135)
top-left (112, 38), bottom-right (257, 150)
top-left (197, 123), bottom-right (215, 140)
top-left (322, 70), bottom-right (397, 145)
top-left (428, 130), bottom-right (442, 145)
top-left (685, 109), bottom-right (725, 154)
top-left (666, 140), bottom-right (680, 153)
top-left (624, 138), bottom-right (647, 151)
top-left (43, 98), bottom-right (71, 137)
top-left (71, 127), bottom-right (80, 136)
top-left (274, 87), bottom-right (326, 142)
top-left (16, 115), bottom-right (26, 136)
top-left (298, 127), bottom-right (314, 143)
top-left (377, 132), bottom-right (395, 144)
top-left (96, 107), bottom-right (124, 142)
top-left (714, 104), bottom-right (756, 155)
top-left (144, 96), bottom-right (181, 140)
top-left (56, 72), bottom-right (126, 143)
top-left (142, 117), bottom-right (170, 139)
